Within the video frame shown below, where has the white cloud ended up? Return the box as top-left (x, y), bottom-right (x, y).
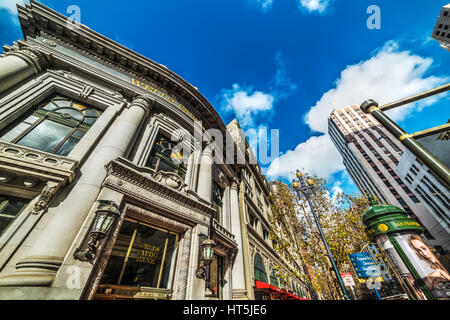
top-left (0, 0), bottom-right (26, 13)
top-left (0, 0), bottom-right (28, 24)
top-left (305, 41), bottom-right (448, 134)
top-left (267, 41), bottom-right (449, 183)
top-left (252, 0), bottom-right (273, 11)
top-left (266, 134), bottom-right (345, 180)
top-left (298, 0), bottom-right (330, 13)
top-left (221, 84), bottom-right (275, 128)
top-left (271, 51), bottom-right (299, 99)
top-left (221, 51), bottom-right (297, 129)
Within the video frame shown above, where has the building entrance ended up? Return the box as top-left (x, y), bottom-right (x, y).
top-left (94, 218), bottom-right (179, 300)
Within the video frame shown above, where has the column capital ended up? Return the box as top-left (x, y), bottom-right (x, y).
top-left (130, 94), bottom-right (154, 117)
top-left (6, 46), bottom-right (50, 74)
top-left (202, 141), bottom-right (215, 157)
top-left (231, 178), bottom-right (239, 191)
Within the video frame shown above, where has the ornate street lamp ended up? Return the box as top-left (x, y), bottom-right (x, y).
top-left (196, 237), bottom-right (216, 279)
top-left (292, 170), bottom-right (350, 300)
top-left (74, 200), bottom-right (120, 263)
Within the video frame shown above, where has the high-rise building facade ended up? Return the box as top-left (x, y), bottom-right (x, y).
top-left (432, 4), bottom-right (450, 51)
top-left (328, 105), bottom-right (448, 253)
top-left (396, 131), bottom-right (450, 253)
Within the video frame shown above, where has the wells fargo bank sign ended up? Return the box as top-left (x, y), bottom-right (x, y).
top-left (135, 243), bottom-right (161, 264)
top-left (131, 79), bottom-right (205, 129)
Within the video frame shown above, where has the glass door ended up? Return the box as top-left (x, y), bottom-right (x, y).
top-left (96, 218), bottom-right (179, 300)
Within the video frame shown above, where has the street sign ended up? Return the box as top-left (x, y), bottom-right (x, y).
top-left (340, 272), bottom-right (355, 287)
top-left (348, 252), bottom-right (381, 279)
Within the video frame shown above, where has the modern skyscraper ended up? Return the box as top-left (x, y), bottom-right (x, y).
top-left (396, 128), bottom-right (450, 253)
top-left (328, 105), bottom-right (449, 253)
top-left (432, 4), bottom-right (450, 51)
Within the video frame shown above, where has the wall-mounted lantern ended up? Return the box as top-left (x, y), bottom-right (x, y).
top-left (196, 237), bottom-right (216, 279)
top-left (73, 200), bottom-right (120, 264)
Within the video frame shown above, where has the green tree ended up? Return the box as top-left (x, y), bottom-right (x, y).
top-left (269, 173), bottom-right (371, 300)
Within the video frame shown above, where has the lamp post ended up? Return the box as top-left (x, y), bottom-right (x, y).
top-left (292, 170), bottom-right (350, 300)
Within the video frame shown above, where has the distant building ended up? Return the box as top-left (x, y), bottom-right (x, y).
top-left (227, 120), bottom-right (310, 300)
top-left (328, 105), bottom-right (448, 253)
top-left (396, 128), bottom-right (450, 253)
top-left (432, 4), bottom-right (450, 51)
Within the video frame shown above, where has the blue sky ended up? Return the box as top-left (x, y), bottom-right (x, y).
top-left (1, 0), bottom-right (449, 197)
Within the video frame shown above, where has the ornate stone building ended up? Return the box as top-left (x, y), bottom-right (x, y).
top-left (227, 120), bottom-right (311, 300)
top-left (0, 1), bottom-right (242, 300)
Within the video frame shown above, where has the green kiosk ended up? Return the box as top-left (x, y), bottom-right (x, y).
top-left (362, 198), bottom-right (450, 300)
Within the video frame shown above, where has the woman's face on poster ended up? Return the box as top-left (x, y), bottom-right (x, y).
top-left (411, 239), bottom-right (437, 264)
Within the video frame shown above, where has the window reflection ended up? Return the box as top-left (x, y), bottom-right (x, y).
top-left (0, 95), bottom-right (101, 156)
top-left (0, 195), bottom-right (29, 235)
top-left (101, 219), bottom-right (178, 290)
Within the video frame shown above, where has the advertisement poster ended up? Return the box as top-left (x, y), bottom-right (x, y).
top-left (394, 234), bottom-right (450, 299)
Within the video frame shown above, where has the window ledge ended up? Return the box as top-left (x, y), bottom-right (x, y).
top-left (0, 141), bottom-right (78, 197)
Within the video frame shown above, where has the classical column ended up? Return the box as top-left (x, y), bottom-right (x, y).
top-left (0, 47), bottom-right (49, 93)
top-left (197, 143), bottom-right (213, 203)
top-left (0, 95), bottom-right (152, 287)
top-left (229, 179), bottom-right (247, 298)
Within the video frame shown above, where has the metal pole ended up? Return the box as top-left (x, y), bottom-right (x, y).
top-left (373, 286), bottom-right (382, 300)
top-left (360, 100), bottom-right (450, 189)
top-left (297, 187), bottom-right (351, 300)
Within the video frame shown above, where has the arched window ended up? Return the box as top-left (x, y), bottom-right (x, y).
top-left (0, 95), bottom-right (102, 156)
top-left (146, 133), bottom-right (187, 178)
top-left (253, 253), bottom-right (268, 283)
top-left (269, 265), bottom-right (278, 287)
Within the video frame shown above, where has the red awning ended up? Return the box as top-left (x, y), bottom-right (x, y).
top-left (255, 281), bottom-right (308, 300)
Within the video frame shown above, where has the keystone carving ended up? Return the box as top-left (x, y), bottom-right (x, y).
top-left (154, 171), bottom-right (187, 192)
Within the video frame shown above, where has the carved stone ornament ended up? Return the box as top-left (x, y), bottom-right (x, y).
top-left (6, 46), bottom-right (50, 73)
top-left (80, 84), bottom-right (94, 99)
top-left (154, 171), bottom-right (187, 192)
top-left (32, 181), bottom-right (60, 214)
top-left (42, 39), bottom-right (56, 47)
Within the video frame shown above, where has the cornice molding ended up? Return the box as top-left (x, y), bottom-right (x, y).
top-left (16, 0), bottom-right (226, 135)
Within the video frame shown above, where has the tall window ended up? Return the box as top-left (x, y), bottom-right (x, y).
top-left (212, 182), bottom-right (224, 223)
top-left (206, 254), bottom-right (224, 299)
top-left (146, 134), bottom-right (187, 178)
top-left (269, 265), bottom-right (279, 287)
top-left (0, 95), bottom-right (102, 156)
top-left (254, 253), bottom-right (268, 283)
top-left (0, 196), bottom-right (29, 236)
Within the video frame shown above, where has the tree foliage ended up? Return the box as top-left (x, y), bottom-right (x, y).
top-left (268, 174), bottom-right (370, 300)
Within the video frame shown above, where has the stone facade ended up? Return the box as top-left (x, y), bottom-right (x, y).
top-left (227, 119), bottom-right (311, 300)
top-left (0, 0), bottom-right (240, 300)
